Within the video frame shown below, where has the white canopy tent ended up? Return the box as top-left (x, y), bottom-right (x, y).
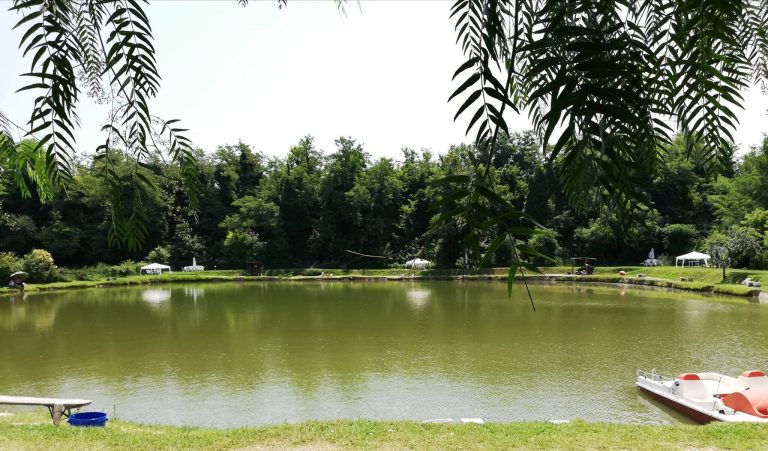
top-left (405, 258), bottom-right (432, 270)
top-left (140, 263), bottom-right (172, 275)
top-left (675, 251), bottom-right (711, 267)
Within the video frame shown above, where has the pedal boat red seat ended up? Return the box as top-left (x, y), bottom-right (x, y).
top-left (721, 371), bottom-right (768, 418)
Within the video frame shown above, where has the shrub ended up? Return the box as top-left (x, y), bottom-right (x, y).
top-left (573, 220), bottom-right (615, 258)
top-left (145, 245), bottom-right (171, 264)
top-left (287, 269), bottom-right (324, 277)
top-left (223, 230), bottom-right (263, 267)
top-left (22, 249), bottom-right (56, 283)
top-left (56, 267), bottom-right (84, 282)
top-left (725, 271), bottom-right (752, 284)
top-left (748, 251), bottom-right (768, 270)
top-left (56, 264), bottom-right (108, 281)
top-left (527, 231), bottom-right (562, 266)
top-left (112, 260), bottom-right (142, 277)
top-left (0, 252), bottom-right (22, 282)
top-left (53, 261), bottom-right (144, 282)
top-left (489, 238), bottom-right (513, 266)
top-left (663, 224), bottom-right (699, 256)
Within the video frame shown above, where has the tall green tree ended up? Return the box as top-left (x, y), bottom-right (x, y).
top-left (347, 158), bottom-right (403, 259)
top-left (649, 136), bottom-right (723, 231)
top-left (316, 137), bottom-right (368, 262)
top-left (219, 196), bottom-right (284, 266)
top-left (732, 138), bottom-right (768, 210)
top-left (708, 136), bottom-right (768, 229)
top-left (260, 136), bottom-right (323, 263)
top-left (396, 148), bottom-right (437, 258)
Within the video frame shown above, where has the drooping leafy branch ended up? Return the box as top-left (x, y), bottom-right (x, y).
top-left (0, 112), bottom-right (14, 158)
top-left (6, 0), bottom-right (201, 249)
top-left (0, 111), bottom-right (56, 202)
top-left (452, 0), bottom-right (767, 200)
top-left (444, 1), bottom-right (543, 295)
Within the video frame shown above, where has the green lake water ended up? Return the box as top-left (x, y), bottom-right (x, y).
top-left (1, 281), bottom-right (767, 427)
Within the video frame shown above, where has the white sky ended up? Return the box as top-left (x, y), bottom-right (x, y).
top-left (1, 1), bottom-right (767, 161)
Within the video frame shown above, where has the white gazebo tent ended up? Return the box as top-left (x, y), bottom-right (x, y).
top-left (140, 262), bottom-right (172, 275)
top-left (405, 258), bottom-right (432, 270)
top-left (675, 251), bottom-right (711, 267)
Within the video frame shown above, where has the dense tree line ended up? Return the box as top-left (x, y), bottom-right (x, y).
top-left (1, 131), bottom-right (767, 275)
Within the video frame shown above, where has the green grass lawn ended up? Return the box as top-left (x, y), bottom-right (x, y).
top-left (538, 265), bottom-right (765, 281)
top-left (546, 265), bottom-right (766, 296)
top-left (2, 410), bottom-right (768, 450)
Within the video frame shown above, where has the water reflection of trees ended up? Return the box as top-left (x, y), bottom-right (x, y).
top-left (2, 282), bottom-right (767, 398)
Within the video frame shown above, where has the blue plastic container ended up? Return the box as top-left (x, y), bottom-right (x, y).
top-left (67, 411), bottom-right (108, 427)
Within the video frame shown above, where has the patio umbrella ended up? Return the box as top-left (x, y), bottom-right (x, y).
top-left (9, 271), bottom-right (28, 280)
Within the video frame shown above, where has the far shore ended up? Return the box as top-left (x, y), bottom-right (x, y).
top-left (1, 266), bottom-right (764, 299)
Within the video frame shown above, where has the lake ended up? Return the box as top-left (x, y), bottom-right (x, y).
top-left (1, 281), bottom-right (766, 427)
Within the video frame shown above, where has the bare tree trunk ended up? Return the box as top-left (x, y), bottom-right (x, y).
top-left (722, 265), bottom-right (726, 282)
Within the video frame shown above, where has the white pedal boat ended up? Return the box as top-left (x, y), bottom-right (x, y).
top-left (637, 369), bottom-right (768, 423)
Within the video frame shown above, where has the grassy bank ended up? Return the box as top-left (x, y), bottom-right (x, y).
top-left (1, 265), bottom-right (764, 298)
top-left (2, 411), bottom-right (768, 450)
top-left (543, 266), bottom-right (767, 297)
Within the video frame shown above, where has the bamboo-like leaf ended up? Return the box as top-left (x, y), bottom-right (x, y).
top-left (448, 72), bottom-right (480, 102)
top-left (453, 89), bottom-right (481, 120)
top-left (518, 261), bottom-right (542, 275)
top-left (507, 263), bottom-right (518, 297)
top-left (479, 233), bottom-right (508, 267)
top-left (452, 56), bottom-right (479, 79)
